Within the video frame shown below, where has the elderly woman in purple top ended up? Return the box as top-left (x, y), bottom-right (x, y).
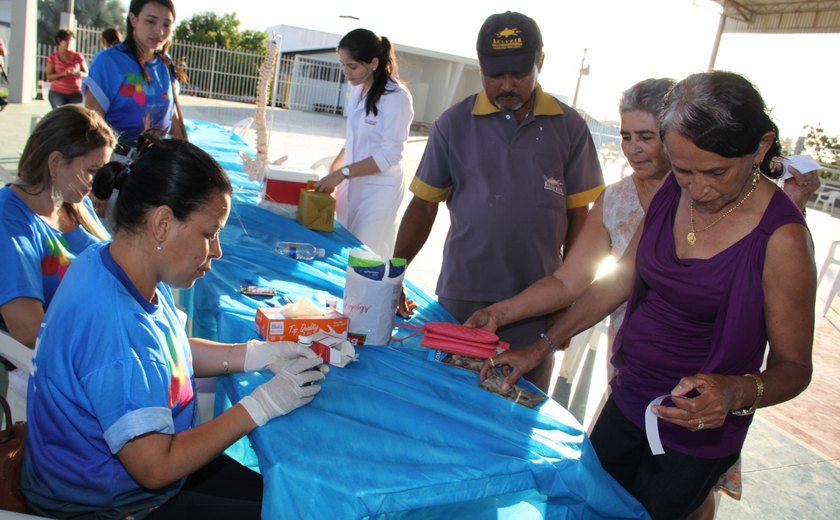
top-left (488, 71), bottom-right (816, 519)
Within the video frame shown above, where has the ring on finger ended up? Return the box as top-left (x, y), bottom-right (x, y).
top-left (489, 357), bottom-right (496, 368)
top-left (697, 417), bottom-right (705, 431)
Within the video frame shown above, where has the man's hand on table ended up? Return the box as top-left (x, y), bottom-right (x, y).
top-left (479, 341), bottom-right (550, 391)
top-left (397, 285), bottom-right (418, 318)
top-left (464, 307), bottom-right (501, 332)
top-left (238, 356), bottom-right (326, 426)
top-left (244, 339), bottom-right (329, 374)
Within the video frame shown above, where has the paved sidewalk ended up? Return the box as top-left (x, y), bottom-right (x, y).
top-left (2, 96), bottom-right (839, 519)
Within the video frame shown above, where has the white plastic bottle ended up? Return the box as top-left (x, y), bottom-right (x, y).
top-left (275, 242), bottom-right (325, 260)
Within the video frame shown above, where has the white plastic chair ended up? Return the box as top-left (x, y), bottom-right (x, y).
top-left (818, 240), bottom-right (840, 317)
top-left (230, 117), bottom-right (253, 137)
top-left (815, 190), bottom-right (840, 215)
top-left (29, 115), bottom-right (43, 136)
top-left (0, 164), bottom-right (14, 186)
top-left (309, 155), bottom-right (337, 172)
top-left (0, 332), bottom-right (33, 427)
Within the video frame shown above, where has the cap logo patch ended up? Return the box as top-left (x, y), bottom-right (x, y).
top-left (492, 27), bottom-right (523, 50)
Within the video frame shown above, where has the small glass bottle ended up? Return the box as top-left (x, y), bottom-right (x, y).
top-left (275, 241), bottom-right (325, 260)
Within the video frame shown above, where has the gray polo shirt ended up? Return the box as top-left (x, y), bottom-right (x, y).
top-left (410, 85), bottom-right (604, 302)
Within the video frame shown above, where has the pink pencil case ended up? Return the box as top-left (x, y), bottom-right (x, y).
top-left (393, 322), bottom-right (509, 359)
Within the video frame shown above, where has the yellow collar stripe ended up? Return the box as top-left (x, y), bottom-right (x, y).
top-left (566, 184), bottom-right (606, 210)
top-left (473, 84), bottom-right (564, 116)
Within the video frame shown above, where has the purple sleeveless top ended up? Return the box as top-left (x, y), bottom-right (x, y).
top-left (611, 174), bottom-right (806, 458)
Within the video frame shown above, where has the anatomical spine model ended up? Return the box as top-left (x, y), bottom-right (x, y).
top-left (240, 38), bottom-right (287, 181)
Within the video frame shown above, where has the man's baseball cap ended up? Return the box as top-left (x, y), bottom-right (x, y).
top-left (476, 11), bottom-right (543, 76)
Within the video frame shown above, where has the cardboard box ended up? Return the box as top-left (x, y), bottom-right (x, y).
top-left (255, 307), bottom-right (349, 342)
top-left (303, 331), bottom-right (356, 367)
top-left (260, 164), bottom-right (319, 206)
top-left (297, 188), bottom-right (335, 232)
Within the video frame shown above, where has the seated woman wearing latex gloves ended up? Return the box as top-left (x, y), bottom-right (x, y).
top-left (23, 135), bottom-right (326, 519)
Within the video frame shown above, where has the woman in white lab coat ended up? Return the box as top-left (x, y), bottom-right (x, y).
top-left (315, 28), bottom-right (414, 258)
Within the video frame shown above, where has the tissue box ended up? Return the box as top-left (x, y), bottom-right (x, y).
top-left (255, 307), bottom-right (349, 342)
top-left (297, 188), bottom-right (335, 232)
top-left (260, 164), bottom-right (319, 206)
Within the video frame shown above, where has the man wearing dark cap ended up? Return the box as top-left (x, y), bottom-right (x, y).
top-left (394, 11), bottom-right (604, 391)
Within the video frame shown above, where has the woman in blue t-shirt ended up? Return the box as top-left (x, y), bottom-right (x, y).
top-left (83, 0), bottom-right (187, 160)
top-left (0, 105), bottom-right (114, 423)
top-left (23, 136), bottom-right (327, 519)
top-left (0, 105), bottom-right (115, 348)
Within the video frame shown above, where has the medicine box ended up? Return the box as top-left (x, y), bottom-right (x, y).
top-left (260, 164), bottom-right (320, 206)
top-left (255, 307), bottom-right (349, 342)
top-left (306, 331), bottom-right (354, 367)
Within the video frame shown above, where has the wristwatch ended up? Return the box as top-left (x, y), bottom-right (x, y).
top-left (340, 166), bottom-right (351, 179)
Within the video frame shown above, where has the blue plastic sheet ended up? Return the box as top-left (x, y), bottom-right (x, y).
top-left (185, 120), bottom-right (649, 519)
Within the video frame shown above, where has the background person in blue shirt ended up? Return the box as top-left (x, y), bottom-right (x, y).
top-left (84, 0), bottom-right (187, 160)
top-left (23, 136), bottom-right (327, 519)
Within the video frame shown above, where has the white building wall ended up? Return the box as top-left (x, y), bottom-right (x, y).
top-left (268, 24), bottom-right (481, 125)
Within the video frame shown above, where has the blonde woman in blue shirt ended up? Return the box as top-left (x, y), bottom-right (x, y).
top-left (315, 29), bottom-right (414, 259)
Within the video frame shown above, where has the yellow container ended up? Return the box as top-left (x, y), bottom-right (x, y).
top-left (296, 186), bottom-right (335, 232)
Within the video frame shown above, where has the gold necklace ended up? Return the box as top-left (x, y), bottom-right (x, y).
top-left (687, 183), bottom-right (757, 245)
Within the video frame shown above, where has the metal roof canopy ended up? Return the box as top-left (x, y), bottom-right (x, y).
top-left (708, 0), bottom-right (840, 68)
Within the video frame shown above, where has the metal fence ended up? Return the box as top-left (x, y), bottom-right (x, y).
top-left (33, 25), bottom-right (625, 147)
top-left (35, 25), bottom-right (348, 113)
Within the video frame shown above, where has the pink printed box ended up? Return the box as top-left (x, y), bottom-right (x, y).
top-left (255, 307), bottom-right (349, 342)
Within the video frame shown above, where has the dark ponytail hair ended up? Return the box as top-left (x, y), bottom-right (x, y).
top-left (660, 71), bottom-right (783, 179)
top-left (338, 28), bottom-right (400, 117)
top-left (125, 0), bottom-right (187, 84)
top-left (92, 134), bottom-right (232, 234)
top-left (101, 28), bottom-right (122, 48)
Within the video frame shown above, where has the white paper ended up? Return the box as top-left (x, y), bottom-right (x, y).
top-left (645, 395), bottom-right (669, 455)
top-left (781, 155), bottom-right (821, 180)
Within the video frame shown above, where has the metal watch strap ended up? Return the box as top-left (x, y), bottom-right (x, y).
top-left (731, 373), bottom-right (763, 416)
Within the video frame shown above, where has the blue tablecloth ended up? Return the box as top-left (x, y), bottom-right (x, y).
top-left (185, 119), bottom-right (648, 519)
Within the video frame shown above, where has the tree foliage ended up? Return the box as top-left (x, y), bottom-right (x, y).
top-left (174, 12), bottom-right (266, 54)
top-left (803, 124), bottom-right (839, 166)
top-left (37, 0), bottom-right (125, 45)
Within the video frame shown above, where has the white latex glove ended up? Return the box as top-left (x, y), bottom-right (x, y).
top-left (243, 339), bottom-right (324, 372)
top-left (238, 356), bottom-right (325, 426)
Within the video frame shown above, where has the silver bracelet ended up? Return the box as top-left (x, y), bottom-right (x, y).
top-left (539, 332), bottom-right (559, 353)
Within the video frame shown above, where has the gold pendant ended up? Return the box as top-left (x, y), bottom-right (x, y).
top-left (686, 232), bottom-right (696, 245)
